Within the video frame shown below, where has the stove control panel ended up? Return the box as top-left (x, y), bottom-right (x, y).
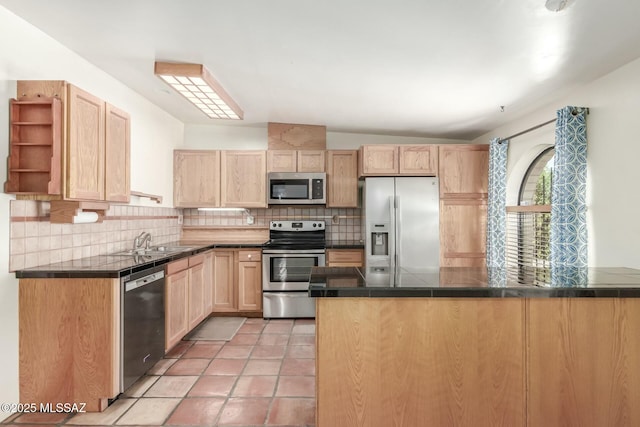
top-left (270, 220), bottom-right (325, 231)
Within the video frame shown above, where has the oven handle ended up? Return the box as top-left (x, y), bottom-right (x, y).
top-left (262, 249), bottom-right (326, 255)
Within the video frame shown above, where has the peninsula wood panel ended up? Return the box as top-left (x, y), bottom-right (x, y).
top-left (104, 103), bottom-right (130, 202)
top-left (316, 298), bottom-right (525, 427)
top-left (174, 150), bottom-right (220, 207)
top-left (398, 145), bottom-right (438, 175)
top-left (67, 85), bottom-right (105, 200)
top-left (528, 299), bottom-right (640, 427)
top-left (221, 150), bottom-right (267, 208)
top-left (326, 150), bottom-right (358, 207)
top-left (19, 278), bottom-right (119, 412)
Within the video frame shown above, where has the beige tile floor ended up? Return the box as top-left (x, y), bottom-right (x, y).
top-left (2, 318), bottom-right (316, 427)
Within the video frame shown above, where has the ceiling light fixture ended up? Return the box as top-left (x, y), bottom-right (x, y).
top-left (154, 61), bottom-right (243, 120)
top-left (545, 0), bottom-right (568, 12)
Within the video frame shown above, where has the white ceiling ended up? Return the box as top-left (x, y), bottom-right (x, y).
top-left (2, 0), bottom-right (640, 140)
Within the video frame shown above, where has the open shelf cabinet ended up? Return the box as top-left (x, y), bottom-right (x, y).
top-left (4, 98), bottom-right (62, 195)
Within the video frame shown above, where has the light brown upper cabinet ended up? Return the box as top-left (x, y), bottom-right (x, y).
top-left (438, 144), bottom-right (489, 267)
top-left (326, 150), bottom-right (358, 208)
top-left (221, 150), bottom-right (267, 208)
top-left (105, 104), bottom-right (131, 202)
top-left (67, 85), bottom-right (106, 200)
top-left (174, 150), bottom-right (221, 208)
top-left (6, 81), bottom-right (130, 203)
top-left (398, 145), bottom-right (438, 176)
top-left (359, 144), bottom-right (437, 176)
top-left (438, 144), bottom-right (489, 198)
top-left (267, 150), bottom-right (325, 172)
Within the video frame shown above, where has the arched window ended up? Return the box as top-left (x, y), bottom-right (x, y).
top-left (518, 147), bottom-right (554, 205)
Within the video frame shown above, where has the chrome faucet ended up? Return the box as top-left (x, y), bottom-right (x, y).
top-left (134, 232), bottom-right (152, 251)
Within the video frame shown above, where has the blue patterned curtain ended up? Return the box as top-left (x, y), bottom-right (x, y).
top-left (550, 106), bottom-right (588, 286)
top-left (487, 137), bottom-right (509, 273)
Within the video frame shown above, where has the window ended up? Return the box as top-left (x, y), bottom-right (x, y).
top-left (518, 147), bottom-right (554, 206)
top-left (506, 147), bottom-right (554, 284)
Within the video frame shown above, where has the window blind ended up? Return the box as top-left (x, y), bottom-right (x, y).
top-left (505, 206), bottom-right (551, 285)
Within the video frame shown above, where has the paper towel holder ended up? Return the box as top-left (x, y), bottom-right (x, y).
top-left (50, 200), bottom-right (109, 224)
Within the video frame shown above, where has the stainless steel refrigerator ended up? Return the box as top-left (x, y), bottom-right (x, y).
top-left (364, 177), bottom-right (440, 273)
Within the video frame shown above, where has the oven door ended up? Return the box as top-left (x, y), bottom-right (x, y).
top-left (262, 250), bottom-right (326, 291)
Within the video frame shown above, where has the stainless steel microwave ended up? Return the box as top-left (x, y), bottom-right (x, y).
top-left (267, 172), bottom-right (326, 205)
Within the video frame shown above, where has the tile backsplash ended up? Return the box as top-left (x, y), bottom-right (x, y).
top-left (9, 200), bottom-right (181, 271)
top-left (8, 201), bottom-right (363, 272)
top-left (182, 207), bottom-right (362, 243)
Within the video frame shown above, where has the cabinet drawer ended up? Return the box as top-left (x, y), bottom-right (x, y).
top-left (166, 258), bottom-right (189, 275)
top-left (327, 249), bottom-right (363, 266)
top-left (188, 253), bottom-right (205, 267)
top-left (238, 250), bottom-right (261, 262)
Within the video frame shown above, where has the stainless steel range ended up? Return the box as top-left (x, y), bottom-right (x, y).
top-left (262, 220), bottom-right (326, 318)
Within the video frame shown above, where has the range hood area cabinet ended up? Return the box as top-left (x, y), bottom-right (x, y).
top-left (267, 150), bottom-right (325, 173)
top-left (173, 149), bottom-right (267, 208)
top-left (5, 80), bottom-right (130, 203)
top-left (359, 144), bottom-right (438, 177)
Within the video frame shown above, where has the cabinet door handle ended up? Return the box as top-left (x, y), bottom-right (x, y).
top-left (248, 254), bottom-right (252, 259)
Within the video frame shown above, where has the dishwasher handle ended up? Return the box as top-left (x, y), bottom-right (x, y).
top-left (125, 271), bottom-right (165, 292)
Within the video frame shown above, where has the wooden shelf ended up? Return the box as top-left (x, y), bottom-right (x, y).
top-left (50, 200), bottom-right (109, 224)
top-left (11, 142), bottom-right (53, 146)
top-left (130, 190), bottom-right (163, 204)
top-left (12, 121), bottom-right (53, 126)
top-left (4, 98), bottom-right (62, 195)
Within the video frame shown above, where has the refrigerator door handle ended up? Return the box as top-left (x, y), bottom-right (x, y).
top-left (389, 195), bottom-right (396, 271)
top-left (395, 195), bottom-right (401, 268)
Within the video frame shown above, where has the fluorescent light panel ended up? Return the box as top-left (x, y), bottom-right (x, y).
top-left (154, 62), bottom-right (243, 120)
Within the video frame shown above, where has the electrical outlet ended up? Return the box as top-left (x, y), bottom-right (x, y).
top-left (177, 214), bottom-right (183, 225)
top-left (332, 214), bottom-right (340, 225)
top-left (247, 215), bottom-right (254, 225)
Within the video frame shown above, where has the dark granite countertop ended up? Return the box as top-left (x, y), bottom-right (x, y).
top-left (309, 266), bottom-right (640, 298)
top-left (15, 241), bottom-right (267, 279)
top-left (325, 240), bottom-right (365, 249)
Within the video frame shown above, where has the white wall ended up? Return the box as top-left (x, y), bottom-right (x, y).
top-left (184, 123), bottom-right (469, 150)
top-left (0, 6), bottom-right (184, 407)
top-left (473, 56), bottom-right (640, 268)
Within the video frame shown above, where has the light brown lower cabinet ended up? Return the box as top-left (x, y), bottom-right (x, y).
top-left (212, 249), bottom-right (262, 313)
top-left (165, 268), bottom-right (189, 351)
top-left (212, 250), bottom-right (236, 311)
top-left (316, 297), bottom-right (640, 427)
top-left (19, 278), bottom-right (120, 412)
top-left (165, 254), bottom-right (208, 352)
top-left (439, 199), bottom-right (487, 267)
top-left (326, 248), bottom-right (364, 267)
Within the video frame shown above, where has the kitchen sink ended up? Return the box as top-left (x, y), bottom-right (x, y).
top-left (110, 246), bottom-right (194, 256)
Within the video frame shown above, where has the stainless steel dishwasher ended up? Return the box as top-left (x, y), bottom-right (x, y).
top-left (121, 265), bottom-right (165, 392)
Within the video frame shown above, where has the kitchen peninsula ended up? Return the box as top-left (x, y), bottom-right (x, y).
top-left (310, 267), bottom-right (640, 427)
